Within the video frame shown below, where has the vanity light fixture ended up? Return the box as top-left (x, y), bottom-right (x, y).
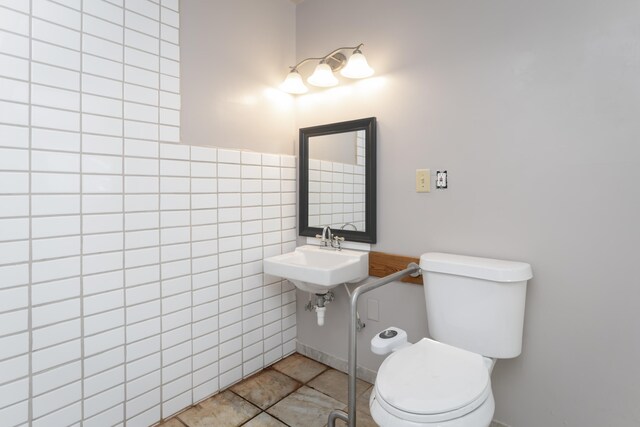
top-left (340, 47), bottom-right (374, 79)
top-left (280, 43), bottom-right (374, 94)
top-left (307, 62), bottom-right (339, 87)
top-left (280, 70), bottom-right (308, 94)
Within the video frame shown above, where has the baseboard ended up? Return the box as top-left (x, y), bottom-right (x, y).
top-left (490, 421), bottom-right (511, 427)
top-left (295, 340), bottom-right (379, 384)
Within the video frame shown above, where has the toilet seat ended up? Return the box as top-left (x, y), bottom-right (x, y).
top-left (374, 338), bottom-right (491, 423)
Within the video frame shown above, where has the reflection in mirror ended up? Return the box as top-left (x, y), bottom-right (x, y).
top-left (299, 117), bottom-right (376, 244)
top-left (308, 131), bottom-right (366, 231)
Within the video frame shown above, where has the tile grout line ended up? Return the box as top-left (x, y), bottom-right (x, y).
top-left (278, 162), bottom-right (284, 371)
top-left (121, 1), bottom-right (127, 425)
top-left (27, 0), bottom-right (34, 425)
top-left (240, 159), bottom-right (251, 381)
top-left (79, 0), bottom-right (86, 424)
top-left (188, 142), bottom-right (194, 415)
top-left (213, 155), bottom-right (220, 397)
top-left (157, 0), bottom-right (164, 416)
top-left (187, 131), bottom-right (195, 408)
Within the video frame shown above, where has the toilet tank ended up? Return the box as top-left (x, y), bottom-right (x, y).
top-left (420, 253), bottom-right (533, 359)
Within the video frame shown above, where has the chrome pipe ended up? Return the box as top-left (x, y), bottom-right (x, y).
top-left (327, 409), bottom-right (349, 426)
top-left (327, 262), bottom-right (422, 427)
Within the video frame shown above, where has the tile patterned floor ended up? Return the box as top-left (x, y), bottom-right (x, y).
top-left (160, 353), bottom-right (377, 427)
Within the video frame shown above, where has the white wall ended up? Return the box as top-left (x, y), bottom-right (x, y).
top-left (308, 131), bottom-right (356, 164)
top-left (0, 1), bottom-right (298, 426)
top-left (180, 0), bottom-right (297, 154)
top-left (295, 1), bottom-right (640, 426)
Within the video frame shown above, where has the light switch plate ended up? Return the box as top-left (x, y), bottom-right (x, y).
top-left (416, 169), bottom-right (430, 192)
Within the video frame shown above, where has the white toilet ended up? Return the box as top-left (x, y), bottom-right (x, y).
top-left (369, 252), bottom-right (533, 427)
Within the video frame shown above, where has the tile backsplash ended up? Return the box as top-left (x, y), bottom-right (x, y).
top-left (307, 158), bottom-right (366, 232)
top-left (0, 1), bottom-right (296, 426)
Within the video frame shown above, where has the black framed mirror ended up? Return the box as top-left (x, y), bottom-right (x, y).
top-left (299, 117), bottom-right (376, 243)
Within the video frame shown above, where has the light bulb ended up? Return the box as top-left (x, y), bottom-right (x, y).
top-left (340, 51), bottom-right (374, 79)
top-left (307, 63), bottom-right (339, 87)
top-left (280, 70), bottom-right (308, 94)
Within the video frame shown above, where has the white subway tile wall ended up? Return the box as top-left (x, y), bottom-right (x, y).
top-left (0, 1), bottom-right (297, 426)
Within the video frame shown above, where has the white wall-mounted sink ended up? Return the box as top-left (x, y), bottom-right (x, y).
top-left (263, 245), bottom-right (369, 294)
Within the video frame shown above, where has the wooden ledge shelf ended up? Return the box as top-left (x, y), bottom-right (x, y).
top-left (369, 251), bottom-right (422, 285)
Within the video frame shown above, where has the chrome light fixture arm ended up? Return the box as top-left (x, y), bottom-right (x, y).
top-left (289, 43), bottom-right (365, 72)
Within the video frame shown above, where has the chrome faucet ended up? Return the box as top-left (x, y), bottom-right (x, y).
top-left (317, 226), bottom-right (333, 246)
top-left (316, 226), bottom-right (345, 250)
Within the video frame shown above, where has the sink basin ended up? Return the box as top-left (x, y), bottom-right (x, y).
top-left (263, 245), bottom-right (369, 294)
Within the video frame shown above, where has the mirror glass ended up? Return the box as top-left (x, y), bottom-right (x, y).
top-left (308, 131), bottom-right (367, 231)
top-left (299, 117), bottom-right (376, 243)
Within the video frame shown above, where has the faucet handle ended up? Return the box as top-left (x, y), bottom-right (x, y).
top-left (331, 235), bottom-right (345, 250)
top-left (315, 234), bottom-right (329, 247)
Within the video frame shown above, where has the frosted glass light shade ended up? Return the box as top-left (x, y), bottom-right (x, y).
top-left (307, 63), bottom-right (339, 87)
top-left (280, 71), bottom-right (308, 94)
top-left (340, 52), bottom-right (374, 79)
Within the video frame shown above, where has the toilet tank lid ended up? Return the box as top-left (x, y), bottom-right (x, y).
top-left (420, 252), bottom-right (532, 282)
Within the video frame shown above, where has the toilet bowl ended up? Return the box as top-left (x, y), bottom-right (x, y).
top-left (369, 338), bottom-right (495, 427)
top-left (369, 253), bottom-right (533, 427)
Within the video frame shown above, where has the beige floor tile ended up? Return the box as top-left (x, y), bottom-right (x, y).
top-left (272, 353), bottom-right (328, 383)
top-left (231, 369), bottom-right (301, 409)
top-left (242, 412), bottom-right (289, 427)
top-left (159, 418), bottom-right (187, 427)
top-left (307, 369), bottom-right (371, 405)
top-left (178, 390), bottom-right (260, 427)
top-left (267, 386), bottom-right (345, 427)
top-left (355, 385), bottom-right (373, 415)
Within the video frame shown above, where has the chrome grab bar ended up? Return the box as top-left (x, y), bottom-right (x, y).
top-left (327, 262), bottom-right (422, 427)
